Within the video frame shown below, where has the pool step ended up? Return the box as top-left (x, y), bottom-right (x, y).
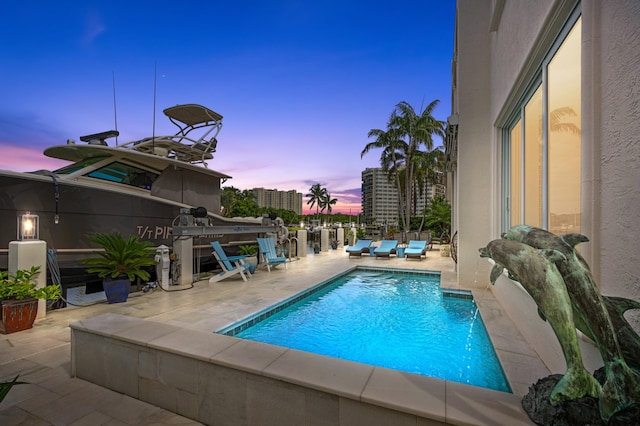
top-left (442, 289), bottom-right (473, 299)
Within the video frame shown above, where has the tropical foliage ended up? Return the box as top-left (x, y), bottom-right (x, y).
top-left (81, 233), bottom-right (156, 282)
top-left (305, 184), bottom-right (339, 220)
top-left (221, 187), bottom-right (301, 224)
top-left (305, 183), bottom-right (326, 217)
top-left (0, 375), bottom-right (27, 403)
top-left (423, 196), bottom-right (451, 238)
top-left (321, 192), bottom-right (337, 215)
top-left (0, 266), bottom-right (60, 300)
top-left (362, 100), bottom-right (446, 232)
top-left (221, 186), bottom-right (260, 217)
top-left (238, 245), bottom-right (258, 256)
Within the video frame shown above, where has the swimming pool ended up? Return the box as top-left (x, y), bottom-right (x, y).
top-left (219, 267), bottom-right (511, 392)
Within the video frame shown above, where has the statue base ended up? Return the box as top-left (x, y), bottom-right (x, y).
top-left (522, 370), bottom-right (639, 425)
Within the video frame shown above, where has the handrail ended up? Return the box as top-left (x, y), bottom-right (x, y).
top-left (280, 237), bottom-right (299, 261)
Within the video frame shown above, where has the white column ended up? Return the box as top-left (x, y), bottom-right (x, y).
top-left (9, 240), bottom-right (47, 319)
top-left (320, 229), bottom-right (329, 252)
top-left (336, 228), bottom-right (344, 248)
top-left (297, 230), bottom-right (307, 257)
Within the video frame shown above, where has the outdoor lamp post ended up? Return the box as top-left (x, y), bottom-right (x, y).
top-left (18, 211), bottom-right (39, 240)
top-left (10, 211), bottom-right (47, 319)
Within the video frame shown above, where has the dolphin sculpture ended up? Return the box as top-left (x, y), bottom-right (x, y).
top-left (504, 225), bottom-right (640, 421)
top-left (479, 239), bottom-right (602, 403)
top-left (501, 229), bottom-right (640, 373)
top-left (602, 295), bottom-right (640, 371)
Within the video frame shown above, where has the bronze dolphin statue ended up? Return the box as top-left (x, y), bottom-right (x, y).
top-left (504, 225), bottom-right (640, 421)
top-left (479, 239), bottom-right (602, 403)
top-left (601, 295), bottom-right (640, 371)
top-left (501, 228), bottom-right (640, 372)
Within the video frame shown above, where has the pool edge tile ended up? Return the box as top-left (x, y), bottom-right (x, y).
top-left (212, 337), bottom-right (289, 374)
top-left (445, 380), bottom-right (532, 425)
top-left (361, 367), bottom-right (446, 422)
top-left (149, 328), bottom-right (238, 361)
top-left (263, 348), bottom-right (374, 400)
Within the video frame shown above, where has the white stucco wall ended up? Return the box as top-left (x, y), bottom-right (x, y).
top-left (454, 1), bottom-right (494, 287)
top-left (591, 0), bottom-right (640, 328)
top-left (489, 0), bottom-right (556, 119)
top-left (454, 0), bottom-right (640, 368)
top-left (455, 0), bottom-right (561, 288)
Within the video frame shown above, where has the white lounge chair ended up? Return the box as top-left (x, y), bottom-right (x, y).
top-left (209, 241), bottom-right (252, 283)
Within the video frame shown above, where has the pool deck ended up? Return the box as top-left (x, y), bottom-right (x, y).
top-left (0, 244), bottom-right (544, 425)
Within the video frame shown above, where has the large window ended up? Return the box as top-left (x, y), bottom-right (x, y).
top-left (504, 15), bottom-right (581, 234)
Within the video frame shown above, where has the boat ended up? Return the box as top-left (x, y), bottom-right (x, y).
top-left (0, 104), bottom-right (267, 289)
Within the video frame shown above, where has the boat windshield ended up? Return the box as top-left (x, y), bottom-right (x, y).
top-left (56, 159), bottom-right (158, 190)
top-left (86, 161), bottom-right (158, 190)
top-left (54, 157), bottom-right (106, 175)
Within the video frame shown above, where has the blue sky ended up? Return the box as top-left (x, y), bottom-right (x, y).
top-left (0, 1), bottom-right (455, 214)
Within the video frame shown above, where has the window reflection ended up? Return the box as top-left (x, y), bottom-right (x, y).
top-left (510, 121), bottom-right (522, 226)
top-left (524, 87), bottom-right (543, 228)
top-left (548, 19), bottom-right (582, 234)
top-left (505, 16), bottom-right (581, 234)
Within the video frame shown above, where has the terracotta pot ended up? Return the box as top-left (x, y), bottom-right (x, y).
top-left (0, 298), bottom-right (38, 334)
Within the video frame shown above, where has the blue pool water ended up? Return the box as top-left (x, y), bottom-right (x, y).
top-left (220, 268), bottom-right (511, 392)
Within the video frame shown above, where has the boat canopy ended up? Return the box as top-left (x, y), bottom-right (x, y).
top-left (120, 104), bottom-right (224, 166)
top-left (164, 104), bottom-right (223, 127)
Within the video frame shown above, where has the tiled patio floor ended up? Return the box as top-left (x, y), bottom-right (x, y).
top-left (0, 245), bottom-right (542, 425)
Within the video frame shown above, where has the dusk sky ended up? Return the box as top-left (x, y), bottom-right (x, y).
top-left (0, 1), bottom-right (455, 214)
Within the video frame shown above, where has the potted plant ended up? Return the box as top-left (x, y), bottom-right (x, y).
top-left (81, 233), bottom-right (156, 303)
top-left (0, 266), bottom-right (61, 334)
top-left (238, 244), bottom-right (259, 274)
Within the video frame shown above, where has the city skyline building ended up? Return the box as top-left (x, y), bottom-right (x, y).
top-left (252, 187), bottom-right (303, 215)
top-left (361, 167), bottom-right (446, 227)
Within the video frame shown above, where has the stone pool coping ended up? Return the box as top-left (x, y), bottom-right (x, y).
top-left (71, 312), bottom-right (533, 425)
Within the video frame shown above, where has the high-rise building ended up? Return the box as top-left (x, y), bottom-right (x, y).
top-left (414, 170), bottom-right (447, 214)
top-left (361, 168), bottom-right (399, 226)
top-left (252, 188), bottom-right (303, 215)
top-left (361, 168), bottom-right (446, 226)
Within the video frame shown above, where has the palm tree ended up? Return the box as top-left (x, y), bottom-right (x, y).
top-left (306, 183), bottom-right (326, 218)
top-left (322, 192), bottom-right (338, 215)
top-left (363, 100), bottom-right (445, 232)
top-left (221, 186), bottom-right (242, 217)
top-left (412, 147), bottom-right (445, 223)
top-left (390, 100), bottom-right (446, 232)
top-left (549, 106), bottom-right (581, 135)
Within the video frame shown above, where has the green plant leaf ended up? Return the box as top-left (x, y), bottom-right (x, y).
top-left (0, 375), bottom-right (28, 403)
top-left (81, 233), bottom-right (156, 282)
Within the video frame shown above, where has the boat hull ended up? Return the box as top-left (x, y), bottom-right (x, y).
top-left (0, 173), bottom-right (256, 285)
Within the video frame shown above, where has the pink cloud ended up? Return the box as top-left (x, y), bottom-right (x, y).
top-left (0, 144), bottom-right (68, 172)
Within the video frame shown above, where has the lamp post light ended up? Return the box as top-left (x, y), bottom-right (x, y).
top-left (10, 211), bottom-right (47, 319)
top-left (18, 211), bottom-right (39, 240)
